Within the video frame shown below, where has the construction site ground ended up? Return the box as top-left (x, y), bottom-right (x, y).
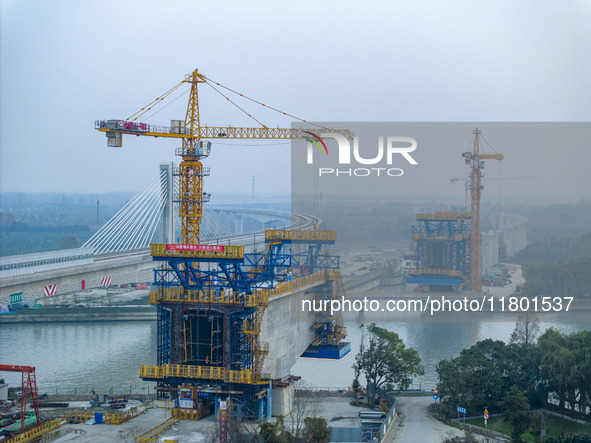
top-left (39, 394), bottom-right (374, 442)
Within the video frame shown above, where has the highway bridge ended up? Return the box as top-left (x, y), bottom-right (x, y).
top-left (0, 209), bottom-right (318, 303)
top-left (0, 162), bottom-right (349, 419)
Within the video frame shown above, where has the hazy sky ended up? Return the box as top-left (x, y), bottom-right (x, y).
top-left (1, 0), bottom-right (590, 202)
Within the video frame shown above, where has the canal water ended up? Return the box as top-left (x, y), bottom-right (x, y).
top-left (0, 319), bottom-right (589, 394)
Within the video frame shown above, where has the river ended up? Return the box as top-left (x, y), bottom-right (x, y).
top-left (0, 319), bottom-right (589, 395)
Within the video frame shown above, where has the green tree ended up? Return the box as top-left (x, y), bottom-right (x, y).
top-left (530, 411), bottom-right (545, 443)
top-left (436, 339), bottom-right (542, 416)
top-left (498, 385), bottom-right (530, 443)
top-left (509, 300), bottom-right (540, 346)
top-left (545, 433), bottom-right (591, 443)
top-left (303, 417), bottom-right (330, 443)
top-left (260, 415), bottom-right (289, 443)
top-left (539, 328), bottom-right (591, 414)
top-left (353, 323), bottom-right (423, 405)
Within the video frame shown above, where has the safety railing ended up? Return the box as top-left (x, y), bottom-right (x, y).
top-left (150, 243), bottom-right (244, 260)
top-left (134, 416), bottom-right (180, 442)
top-left (265, 229), bottom-right (337, 243)
top-left (408, 268), bottom-right (463, 277)
top-left (259, 271), bottom-right (327, 300)
top-left (171, 405), bottom-right (208, 420)
top-left (243, 318), bottom-right (262, 334)
top-left (155, 400), bottom-right (175, 409)
top-left (256, 343), bottom-right (270, 354)
top-left (139, 364), bottom-right (270, 384)
top-left (4, 418), bottom-right (66, 443)
top-left (64, 400), bottom-right (154, 426)
top-left (107, 400), bottom-right (154, 425)
top-left (64, 411), bottom-right (93, 423)
top-left (412, 232), bottom-right (470, 241)
top-left (135, 406), bottom-right (209, 442)
top-left (149, 286), bottom-right (270, 308)
top-left (150, 269), bottom-right (333, 307)
top-left (327, 269), bottom-right (341, 281)
top-left (416, 212), bottom-right (471, 220)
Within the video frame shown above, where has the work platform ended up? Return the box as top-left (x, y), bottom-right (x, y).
top-left (265, 229), bottom-right (337, 243)
top-left (141, 229), bottom-right (348, 419)
top-left (150, 244), bottom-right (244, 261)
top-left (407, 212), bottom-right (472, 291)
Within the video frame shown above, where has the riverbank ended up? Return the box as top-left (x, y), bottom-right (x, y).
top-left (0, 305), bottom-right (156, 323)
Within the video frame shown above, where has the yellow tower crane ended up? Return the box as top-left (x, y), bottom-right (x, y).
top-left (95, 69), bottom-right (352, 244)
top-left (462, 128), bottom-right (503, 292)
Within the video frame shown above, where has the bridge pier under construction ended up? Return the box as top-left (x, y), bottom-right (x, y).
top-left (139, 229), bottom-right (348, 419)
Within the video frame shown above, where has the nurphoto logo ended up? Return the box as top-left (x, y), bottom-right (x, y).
top-left (305, 132), bottom-right (419, 177)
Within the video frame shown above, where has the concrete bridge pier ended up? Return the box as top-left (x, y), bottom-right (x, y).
top-left (260, 279), bottom-right (328, 416)
top-left (234, 215), bottom-right (244, 234)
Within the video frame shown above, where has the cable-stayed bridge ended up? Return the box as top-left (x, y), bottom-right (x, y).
top-left (0, 163), bottom-right (313, 302)
top-left (0, 164), bottom-right (346, 419)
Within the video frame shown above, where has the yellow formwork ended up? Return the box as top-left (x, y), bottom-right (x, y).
top-left (264, 229), bottom-right (337, 243)
top-left (408, 268), bottom-right (463, 277)
top-left (150, 244), bottom-right (244, 259)
top-left (3, 418), bottom-right (66, 443)
top-left (149, 287), bottom-right (264, 307)
top-left (149, 270), bottom-right (328, 306)
top-left (415, 212), bottom-right (471, 220)
top-left (327, 270), bottom-right (341, 281)
top-left (146, 271), bottom-right (331, 385)
top-left (412, 233), bottom-right (471, 241)
top-left (139, 364), bottom-right (271, 385)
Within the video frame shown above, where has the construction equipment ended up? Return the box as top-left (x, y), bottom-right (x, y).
top-left (462, 129), bottom-right (503, 292)
top-left (89, 390), bottom-right (103, 407)
top-left (0, 365), bottom-right (40, 434)
top-left (97, 69), bottom-right (351, 419)
top-left (407, 212), bottom-right (472, 291)
top-left (95, 69), bottom-right (352, 246)
top-left (450, 175), bottom-right (536, 209)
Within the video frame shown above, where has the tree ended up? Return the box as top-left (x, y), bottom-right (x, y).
top-left (259, 416), bottom-right (289, 443)
top-left (509, 296), bottom-right (540, 345)
top-left (353, 323), bottom-right (423, 405)
top-left (284, 386), bottom-right (321, 441)
top-left (530, 411), bottom-right (546, 443)
top-left (303, 417), bottom-right (330, 443)
top-left (205, 412), bottom-right (259, 443)
top-left (539, 328), bottom-right (591, 414)
top-left (259, 384), bottom-right (323, 443)
top-left (498, 385), bottom-right (530, 443)
top-left (436, 339), bottom-right (543, 417)
top-left (545, 433), bottom-right (591, 443)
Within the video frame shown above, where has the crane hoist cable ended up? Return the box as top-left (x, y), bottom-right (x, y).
top-left (143, 88), bottom-right (189, 122)
top-left (126, 80), bottom-right (185, 122)
top-left (204, 80), bottom-right (268, 129)
top-left (202, 75), bottom-right (330, 131)
top-left (123, 72), bottom-right (336, 134)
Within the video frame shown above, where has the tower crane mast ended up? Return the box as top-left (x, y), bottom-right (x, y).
top-left (462, 128), bottom-right (503, 292)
